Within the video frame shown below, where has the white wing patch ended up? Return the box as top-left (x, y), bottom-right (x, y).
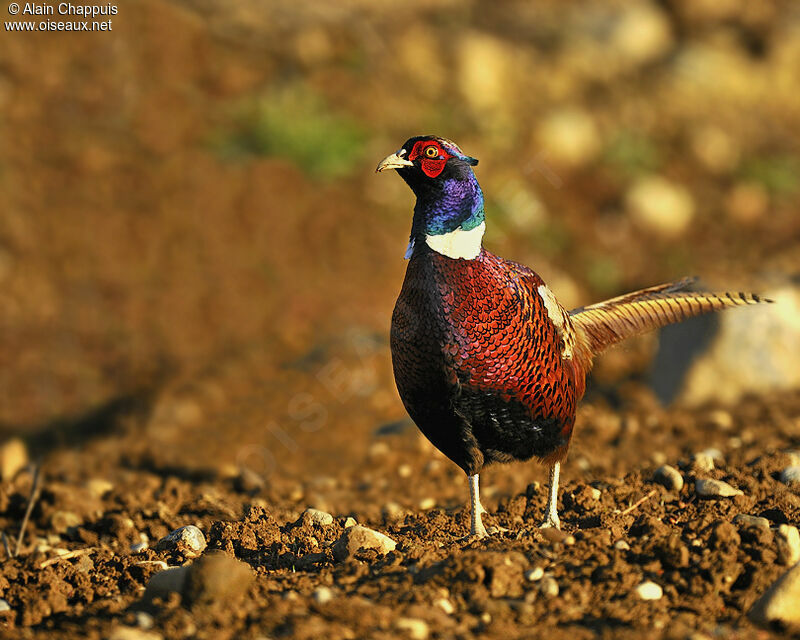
top-left (537, 284), bottom-right (574, 359)
top-left (425, 222), bottom-right (485, 260)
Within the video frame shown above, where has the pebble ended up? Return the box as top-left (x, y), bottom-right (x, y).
top-left (303, 508), bottom-right (334, 526)
top-left (343, 517), bottom-right (357, 528)
top-left (525, 567), bottom-right (544, 582)
top-left (109, 627), bottom-right (163, 640)
top-left (539, 577), bottom-right (559, 597)
top-left (0, 599), bottom-right (10, 612)
top-left (312, 586), bottom-right (334, 604)
top-left (435, 597), bottom-right (455, 614)
top-left (0, 437), bottom-right (28, 481)
top-left (382, 502), bottom-right (404, 519)
top-left (135, 611), bottom-right (154, 630)
top-left (155, 525), bottom-right (207, 558)
top-left (749, 562), bottom-right (800, 626)
top-left (418, 497), bottom-right (436, 510)
top-left (143, 566), bottom-right (189, 601)
top-left (780, 466), bottom-right (800, 486)
top-left (626, 175), bottom-right (695, 238)
top-left (332, 525), bottom-right (397, 561)
top-left (635, 580), bottom-right (663, 601)
top-left (695, 478), bottom-right (743, 498)
top-left (776, 525), bottom-right (800, 566)
top-left (131, 542), bottom-right (148, 554)
top-left (86, 478), bottom-right (114, 498)
top-left (614, 540), bottom-right (631, 551)
top-left (395, 617), bottom-right (429, 640)
top-left (589, 487), bottom-right (602, 501)
top-left (398, 464), bottom-right (412, 478)
top-left (733, 514), bottom-right (770, 530)
top-left (692, 453), bottom-right (715, 472)
top-left (183, 552), bottom-right (253, 606)
top-left (653, 465), bottom-right (684, 492)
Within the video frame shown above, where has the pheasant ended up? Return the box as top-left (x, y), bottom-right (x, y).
top-left (377, 135), bottom-right (768, 538)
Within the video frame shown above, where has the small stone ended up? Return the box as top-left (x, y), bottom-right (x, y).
top-left (86, 478), bottom-right (114, 498)
top-left (333, 525), bottom-right (397, 561)
top-left (590, 487), bottom-right (602, 501)
top-left (539, 577), bottom-right (559, 597)
top-left (343, 517), bottom-right (357, 528)
top-left (626, 175), bottom-right (695, 238)
top-left (525, 567), bottom-right (544, 582)
top-left (780, 466), bottom-right (800, 486)
top-left (635, 580), bottom-right (663, 601)
top-left (692, 453), bottom-right (715, 472)
top-left (707, 410), bottom-right (734, 430)
top-left (435, 597), bottom-right (455, 614)
top-left (109, 628), bottom-right (163, 640)
top-left (143, 566), bottom-right (190, 601)
top-left (135, 611), bottom-right (154, 630)
top-left (155, 525), bottom-right (206, 558)
top-left (695, 478), bottom-right (743, 498)
top-left (418, 497), bottom-right (436, 510)
top-left (303, 508), bottom-right (334, 526)
top-left (0, 599), bottom-right (10, 612)
top-left (733, 514), bottom-right (770, 530)
top-left (0, 437), bottom-right (28, 481)
top-left (234, 467), bottom-right (265, 493)
top-left (50, 511), bottom-right (82, 533)
top-left (382, 502), bottom-right (404, 519)
top-left (395, 617), bottom-right (429, 640)
top-left (312, 586), bottom-right (334, 604)
top-left (398, 464), bottom-right (412, 478)
top-left (183, 551), bottom-right (253, 606)
top-left (749, 562), bottom-right (800, 626)
top-left (614, 540), bottom-right (631, 551)
top-left (653, 465), bottom-right (684, 492)
top-left (776, 525), bottom-right (800, 566)
top-left (131, 542), bottom-right (148, 553)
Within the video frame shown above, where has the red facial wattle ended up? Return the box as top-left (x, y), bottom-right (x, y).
top-left (408, 140), bottom-right (451, 178)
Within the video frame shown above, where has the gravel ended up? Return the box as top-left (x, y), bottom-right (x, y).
top-left (155, 525), bottom-right (207, 558)
top-left (775, 524), bottom-right (800, 566)
top-left (695, 478), bottom-right (743, 498)
top-left (653, 464), bottom-right (684, 492)
top-left (332, 525), bottom-right (397, 561)
top-left (303, 508), bottom-right (334, 526)
top-left (635, 581), bottom-right (663, 601)
top-left (749, 562), bottom-right (800, 626)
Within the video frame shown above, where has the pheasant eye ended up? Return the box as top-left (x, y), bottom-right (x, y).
top-left (424, 146), bottom-right (439, 158)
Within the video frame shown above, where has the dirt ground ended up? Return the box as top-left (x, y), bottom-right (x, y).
top-left (2, 0), bottom-right (800, 638)
top-left (1, 387), bottom-right (800, 639)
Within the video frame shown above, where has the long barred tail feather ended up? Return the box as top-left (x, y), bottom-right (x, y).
top-left (569, 280), bottom-right (771, 356)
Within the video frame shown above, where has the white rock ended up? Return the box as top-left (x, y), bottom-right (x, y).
top-left (86, 478), bottom-right (114, 498)
top-left (303, 508), bottom-right (334, 526)
top-left (343, 517), bottom-right (357, 528)
top-left (536, 108), bottom-right (600, 167)
top-left (749, 562), bottom-right (800, 626)
top-left (733, 514), bottom-right (770, 530)
top-left (635, 580), bottom-right (663, 601)
top-left (780, 466), bottom-right (800, 486)
top-left (614, 540), bottom-right (631, 551)
top-left (434, 597), bottom-right (455, 614)
top-left (395, 617), bottom-right (429, 640)
top-left (695, 478), bottom-right (743, 498)
top-left (540, 577), bottom-right (559, 597)
top-left (693, 453), bottom-right (715, 472)
top-left (776, 525), bottom-right (800, 566)
top-left (155, 525), bottom-right (206, 558)
top-left (0, 599), bottom-right (10, 612)
top-left (131, 542), bottom-right (148, 553)
top-left (312, 586), bottom-right (334, 604)
top-left (626, 175), bottom-right (695, 238)
top-left (109, 627), bottom-right (163, 640)
top-left (333, 525), bottom-right (397, 561)
top-left (590, 488), bottom-right (602, 501)
top-left (0, 438), bottom-right (28, 481)
top-left (653, 465), bottom-right (684, 492)
top-left (525, 567), bottom-right (544, 582)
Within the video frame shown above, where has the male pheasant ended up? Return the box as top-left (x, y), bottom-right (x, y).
top-left (377, 135), bottom-right (768, 538)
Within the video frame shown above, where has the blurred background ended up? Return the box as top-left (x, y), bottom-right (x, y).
top-left (1, 0), bottom-right (799, 498)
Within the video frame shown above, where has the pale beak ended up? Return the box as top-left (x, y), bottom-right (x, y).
top-left (376, 151), bottom-right (414, 172)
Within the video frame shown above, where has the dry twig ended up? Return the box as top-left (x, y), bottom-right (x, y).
top-left (14, 463), bottom-right (42, 557)
top-left (620, 489), bottom-right (657, 516)
top-left (39, 547), bottom-right (96, 569)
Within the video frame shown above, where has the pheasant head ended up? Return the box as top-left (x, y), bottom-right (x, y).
top-left (377, 136), bottom-right (485, 259)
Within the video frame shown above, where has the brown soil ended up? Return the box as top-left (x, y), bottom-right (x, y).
top-left (1, 388), bottom-right (799, 639)
top-left (2, 0), bottom-right (800, 638)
